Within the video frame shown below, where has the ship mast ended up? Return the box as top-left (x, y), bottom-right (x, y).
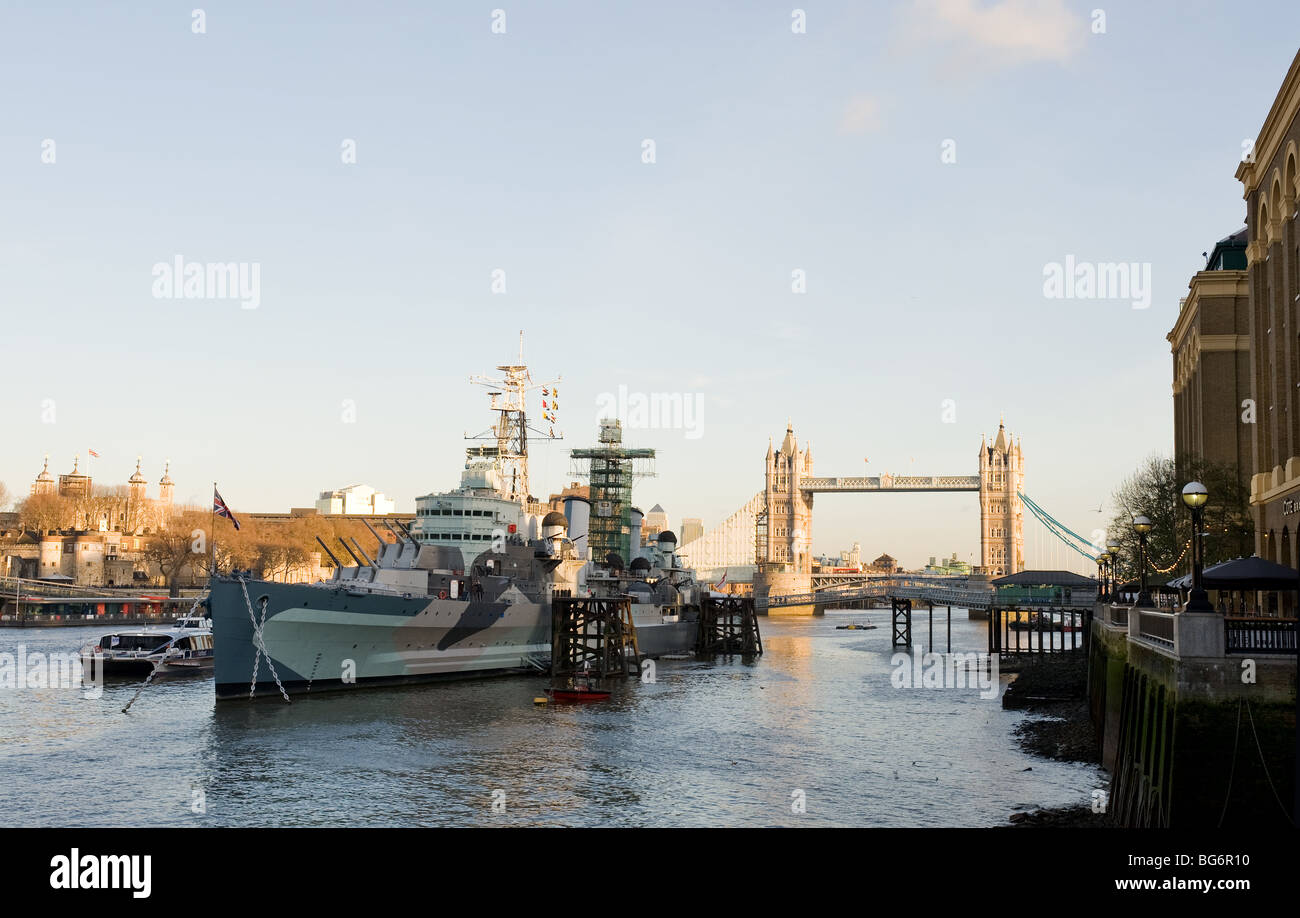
top-left (466, 331), bottom-right (562, 506)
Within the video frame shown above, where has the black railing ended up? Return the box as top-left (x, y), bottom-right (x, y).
top-left (1224, 617), bottom-right (1298, 654)
top-left (1137, 610), bottom-right (1174, 647)
top-left (987, 607), bottom-right (1089, 655)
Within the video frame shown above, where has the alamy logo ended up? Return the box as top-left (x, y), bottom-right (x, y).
top-left (0, 646), bottom-right (102, 699)
top-left (50, 849), bottom-right (151, 898)
top-left (595, 384), bottom-right (703, 439)
top-left (1042, 256), bottom-right (1151, 309)
top-left (890, 648), bottom-right (999, 699)
top-left (151, 255), bottom-right (261, 309)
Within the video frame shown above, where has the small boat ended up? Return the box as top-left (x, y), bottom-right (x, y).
top-left (544, 674), bottom-right (611, 703)
top-left (80, 613), bottom-right (214, 679)
top-left (836, 623), bottom-right (877, 630)
top-left (545, 686), bottom-right (611, 703)
top-left (1008, 614), bottom-right (1067, 633)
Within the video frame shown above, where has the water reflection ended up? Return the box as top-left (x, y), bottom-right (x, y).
top-left (0, 613), bottom-right (1103, 827)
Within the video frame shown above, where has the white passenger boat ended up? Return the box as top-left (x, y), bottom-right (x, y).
top-left (80, 613), bottom-right (214, 679)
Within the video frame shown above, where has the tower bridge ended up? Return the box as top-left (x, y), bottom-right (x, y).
top-left (676, 420), bottom-right (1027, 614)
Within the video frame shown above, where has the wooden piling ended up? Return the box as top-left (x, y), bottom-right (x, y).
top-left (551, 592), bottom-right (641, 682)
top-left (696, 595), bottom-right (762, 656)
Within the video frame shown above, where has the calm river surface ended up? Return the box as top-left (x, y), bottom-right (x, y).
top-left (0, 610), bottom-right (1104, 827)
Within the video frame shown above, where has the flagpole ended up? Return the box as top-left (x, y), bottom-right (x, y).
top-left (211, 481), bottom-right (218, 578)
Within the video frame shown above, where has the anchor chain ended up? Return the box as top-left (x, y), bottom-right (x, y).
top-left (121, 588), bottom-right (209, 714)
top-left (120, 659), bottom-right (161, 714)
top-left (238, 576), bottom-right (291, 703)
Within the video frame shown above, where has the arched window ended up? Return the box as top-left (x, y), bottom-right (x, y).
top-left (1287, 148), bottom-right (1298, 213)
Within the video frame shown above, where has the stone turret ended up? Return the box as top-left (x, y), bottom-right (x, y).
top-left (31, 455), bottom-right (56, 497)
top-left (159, 460), bottom-right (174, 506)
top-left (128, 456), bottom-right (148, 502)
top-left (755, 422), bottom-right (817, 612)
top-left (978, 420), bottom-right (1025, 575)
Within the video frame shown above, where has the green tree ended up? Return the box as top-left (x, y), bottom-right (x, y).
top-left (1107, 454), bottom-right (1253, 586)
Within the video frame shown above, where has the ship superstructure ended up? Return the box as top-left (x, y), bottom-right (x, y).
top-left (409, 340), bottom-right (560, 558)
top-left (208, 342), bottom-right (703, 701)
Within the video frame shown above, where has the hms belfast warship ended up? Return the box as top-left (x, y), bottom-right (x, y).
top-left (209, 349), bottom-right (702, 701)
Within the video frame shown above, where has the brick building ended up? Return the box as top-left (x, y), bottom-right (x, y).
top-left (1235, 49), bottom-right (1300, 567)
top-left (1166, 228), bottom-right (1252, 489)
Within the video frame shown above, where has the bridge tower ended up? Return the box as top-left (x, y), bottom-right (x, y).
top-left (754, 423), bottom-right (816, 611)
top-left (978, 421), bottom-right (1025, 576)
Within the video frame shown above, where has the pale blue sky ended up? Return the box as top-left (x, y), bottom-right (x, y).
top-left (1, 2), bottom-right (1296, 570)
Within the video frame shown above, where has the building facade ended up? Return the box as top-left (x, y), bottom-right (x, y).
top-left (1167, 229), bottom-right (1253, 489)
top-left (25, 455), bottom-right (175, 534)
top-left (1235, 49), bottom-right (1300, 567)
top-left (315, 484), bottom-right (396, 516)
top-left (642, 503), bottom-right (669, 545)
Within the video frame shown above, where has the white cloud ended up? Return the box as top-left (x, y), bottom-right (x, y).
top-left (839, 94), bottom-right (884, 135)
top-left (899, 0), bottom-right (1084, 69)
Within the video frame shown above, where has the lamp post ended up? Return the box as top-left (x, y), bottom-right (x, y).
top-left (1095, 553), bottom-right (1106, 600)
top-left (1106, 540), bottom-right (1121, 602)
top-left (1181, 481), bottom-right (1212, 613)
top-left (1133, 515), bottom-right (1154, 607)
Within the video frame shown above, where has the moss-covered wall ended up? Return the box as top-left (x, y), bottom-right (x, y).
top-left (1089, 620), bottom-right (1295, 827)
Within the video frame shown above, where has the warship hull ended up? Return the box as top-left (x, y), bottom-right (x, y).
top-left (210, 577), bottom-right (551, 700)
top-left (210, 577), bottom-right (700, 700)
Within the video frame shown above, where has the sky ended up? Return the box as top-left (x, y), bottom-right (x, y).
top-left (1, 1), bottom-right (1297, 572)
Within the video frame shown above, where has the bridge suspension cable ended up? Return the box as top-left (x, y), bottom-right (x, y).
top-left (1018, 492), bottom-right (1101, 566)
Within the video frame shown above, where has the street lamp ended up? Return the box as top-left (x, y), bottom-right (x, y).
top-left (1181, 481), bottom-right (1212, 613)
top-left (1106, 540), bottom-right (1121, 602)
top-left (1133, 515), bottom-right (1154, 607)
top-left (1095, 553), bottom-right (1106, 600)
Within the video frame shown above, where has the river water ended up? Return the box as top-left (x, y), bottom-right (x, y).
top-left (0, 609), bottom-right (1104, 827)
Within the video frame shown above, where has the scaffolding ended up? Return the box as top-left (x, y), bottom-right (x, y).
top-left (570, 419), bottom-right (655, 564)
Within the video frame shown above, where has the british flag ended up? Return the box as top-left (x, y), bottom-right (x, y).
top-left (213, 488), bottom-right (241, 531)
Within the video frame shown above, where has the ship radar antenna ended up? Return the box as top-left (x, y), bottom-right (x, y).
top-left (465, 335), bottom-right (564, 506)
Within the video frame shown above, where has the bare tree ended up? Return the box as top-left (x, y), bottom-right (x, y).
top-left (0, 481), bottom-right (11, 513)
top-left (17, 494), bottom-right (70, 533)
top-left (143, 509), bottom-right (210, 596)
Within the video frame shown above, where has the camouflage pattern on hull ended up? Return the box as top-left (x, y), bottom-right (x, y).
top-left (210, 577), bottom-right (550, 700)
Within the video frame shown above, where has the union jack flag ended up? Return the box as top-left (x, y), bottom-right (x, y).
top-left (213, 488), bottom-right (241, 530)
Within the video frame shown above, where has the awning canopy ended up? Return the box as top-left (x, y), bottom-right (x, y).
top-left (992, 569), bottom-right (1096, 588)
top-left (1117, 579), bottom-right (1178, 594)
top-left (1201, 556), bottom-right (1300, 591)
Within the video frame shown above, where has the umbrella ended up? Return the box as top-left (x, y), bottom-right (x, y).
top-left (1201, 556), bottom-right (1300, 591)
top-left (1166, 573), bottom-right (1193, 590)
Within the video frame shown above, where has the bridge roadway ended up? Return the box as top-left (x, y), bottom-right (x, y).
top-left (0, 576), bottom-right (190, 615)
top-left (759, 576), bottom-right (1096, 613)
top-left (0, 576), bottom-right (120, 598)
top-left (799, 475), bottom-right (980, 493)
top-left (760, 577), bottom-right (992, 612)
